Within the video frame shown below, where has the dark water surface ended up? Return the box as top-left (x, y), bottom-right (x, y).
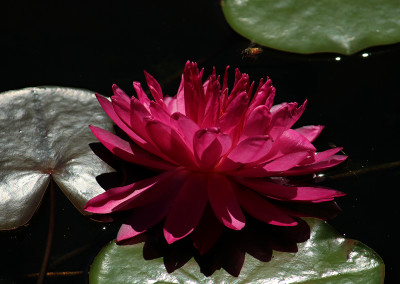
top-left (1, 1), bottom-right (400, 283)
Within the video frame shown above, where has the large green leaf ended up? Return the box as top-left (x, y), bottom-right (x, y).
top-left (0, 87), bottom-right (114, 230)
top-left (221, 0), bottom-right (400, 55)
top-left (89, 218), bottom-right (384, 283)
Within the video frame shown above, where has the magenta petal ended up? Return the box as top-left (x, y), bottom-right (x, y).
top-left (262, 151), bottom-right (309, 172)
top-left (129, 97), bottom-right (152, 135)
top-left (274, 129), bottom-right (316, 155)
top-left (218, 135), bottom-right (273, 171)
top-left (192, 205), bottom-right (225, 254)
top-left (201, 77), bottom-right (221, 128)
top-left (295, 125), bottom-right (324, 142)
top-left (133, 81), bottom-right (151, 109)
top-left (89, 125), bottom-right (174, 170)
top-left (112, 84), bottom-right (131, 104)
top-left (183, 61), bottom-right (200, 122)
top-left (145, 119), bottom-right (197, 168)
top-left (117, 223), bottom-right (143, 243)
top-left (84, 169), bottom-right (184, 214)
top-left (242, 105), bottom-right (271, 140)
top-left (268, 101), bottom-right (307, 140)
top-left (235, 177), bottom-right (346, 203)
top-left (163, 173), bottom-right (209, 244)
top-left (300, 147), bottom-right (343, 166)
top-left (149, 101), bottom-right (171, 122)
top-left (111, 87), bottom-right (133, 127)
top-left (235, 187), bottom-right (298, 226)
top-left (248, 79), bottom-right (274, 111)
top-left (231, 151), bottom-right (312, 177)
top-left (207, 174), bottom-right (245, 230)
top-left (261, 129), bottom-right (316, 164)
top-left (164, 96), bottom-right (178, 113)
top-left (276, 200), bottom-right (343, 220)
top-left (144, 70), bottom-right (163, 101)
top-left (175, 75), bottom-right (185, 114)
top-left (95, 94), bottom-right (147, 146)
top-left (117, 197), bottom-right (173, 242)
top-left (193, 128), bottom-right (231, 169)
top-left (313, 148), bottom-right (343, 163)
top-left (218, 92), bottom-right (249, 135)
top-left (282, 155), bottom-right (348, 176)
top-left (171, 112), bottom-right (200, 151)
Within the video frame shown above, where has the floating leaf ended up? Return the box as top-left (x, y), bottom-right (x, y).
top-left (0, 87), bottom-right (114, 230)
top-left (89, 218), bottom-right (384, 283)
top-left (221, 0), bottom-right (400, 54)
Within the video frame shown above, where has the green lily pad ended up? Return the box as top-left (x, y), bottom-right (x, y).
top-left (89, 218), bottom-right (384, 283)
top-left (221, 0), bottom-right (400, 54)
top-left (0, 87), bottom-right (114, 230)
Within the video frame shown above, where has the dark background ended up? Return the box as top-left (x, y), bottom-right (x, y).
top-left (1, 1), bottom-right (400, 283)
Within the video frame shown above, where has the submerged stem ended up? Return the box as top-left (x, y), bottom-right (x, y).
top-left (37, 178), bottom-right (55, 284)
top-left (327, 160), bottom-right (400, 180)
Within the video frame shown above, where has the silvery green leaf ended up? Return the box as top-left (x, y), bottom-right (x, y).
top-left (0, 87), bottom-right (114, 230)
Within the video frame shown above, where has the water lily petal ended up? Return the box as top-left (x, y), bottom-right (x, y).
top-left (263, 129), bottom-right (316, 162)
top-left (183, 61), bottom-right (200, 122)
top-left (295, 125), bottom-right (324, 142)
top-left (117, 197), bottom-right (173, 242)
top-left (268, 101), bottom-right (307, 140)
top-left (235, 177), bottom-right (346, 203)
top-left (164, 172), bottom-right (209, 244)
top-left (218, 135), bottom-right (273, 171)
top-left (299, 147), bottom-right (343, 166)
top-left (235, 187), bottom-right (298, 226)
top-left (149, 101), bottom-right (171, 122)
top-left (248, 79), bottom-right (274, 111)
top-left (194, 128), bottom-right (232, 170)
top-left (228, 71), bottom-right (249, 103)
top-left (262, 151), bottom-right (310, 172)
top-left (241, 105), bottom-right (272, 140)
top-left (164, 96), bottom-right (177, 113)
top-left (282, 155), bottom-right (348, 176)
top-left (202, 76), bottom-right (221, 128)
top-left (208, 174), bottom-right (245, 230)
top-left (171, 112), bottom-right (200, 152)
top-left (175, 75), bottom-right (185, 114)
top-left (218, 92), bottom-right (249, 136)
top-left (274, 200), bottom-right (343, 221)
top-left (145, 119), bottom-right (197, 168)
top-left (111, 85), bottom-right (133, 127)
top-left (84, 169), bottom-right (183, 214)
top-left (144, 71), bottom-right (163, 101)
top-left (132, 81), bottom-right (151, 110)
top-left (192, 205), bottom-right (225, 255)
top-left (95, 94), bottom-right (147, 147)
top-left (111, 84), bottom-right (131, 104)
top-left (89, 125), bottom-right (175, 170)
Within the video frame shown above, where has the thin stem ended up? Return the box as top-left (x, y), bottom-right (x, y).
top-left (27, 271), bottom-right (84, 278)
top-left (326, 160), bottom-right (400, 181)
top-left (37, 178), bottom-right (55, 284)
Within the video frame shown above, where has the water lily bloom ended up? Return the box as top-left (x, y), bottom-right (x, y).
top-left (85, 61), bottom-right (346, 254)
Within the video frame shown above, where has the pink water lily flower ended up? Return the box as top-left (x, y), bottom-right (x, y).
top-left (85, 61), bottom-right (346, 254)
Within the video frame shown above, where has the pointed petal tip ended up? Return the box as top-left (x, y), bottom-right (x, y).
top-left (222, 218), bottom-right (246, 231)
top-left (163, 228), bottom-right (192, 244)
top-left (270, 220), bottom-right (298, 226)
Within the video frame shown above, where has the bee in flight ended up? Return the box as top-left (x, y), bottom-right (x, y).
top-left (241, 46), bottom-right (263, 59)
